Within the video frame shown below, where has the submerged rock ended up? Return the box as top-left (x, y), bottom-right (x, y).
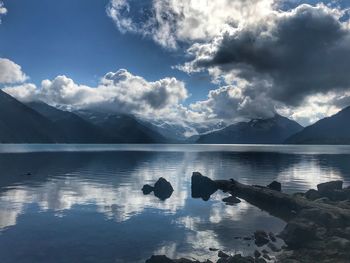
top-left (267, 181), bottom-right (282, 192)
top-left (191, 172), bottom-right (218, 201)
top-left (317, 181), bottom-right (343, 193)
top-left (222, 195), bottom-right (241, 205)
top-left (254, 231), bottom-right (269, 247)
top-left (142, 178), bottom-right (174, 200)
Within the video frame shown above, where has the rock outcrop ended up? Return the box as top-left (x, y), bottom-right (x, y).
top-left (191, 172), bottom-right (218, 201)
top-left (142, 177), bottom-right (174, 200)
top-left (151, 173), bottom-right (350, 263)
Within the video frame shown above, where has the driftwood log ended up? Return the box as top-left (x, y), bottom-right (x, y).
top-left (214, 177), bottom-right (350, 227)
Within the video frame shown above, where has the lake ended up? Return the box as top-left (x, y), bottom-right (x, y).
top-left (0, 144), bottom-right (349, 262)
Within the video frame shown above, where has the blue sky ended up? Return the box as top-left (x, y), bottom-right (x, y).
top-left (1, 0), bottom-right (350, 128)
top-left (0, 0), bottom-right (215, 104)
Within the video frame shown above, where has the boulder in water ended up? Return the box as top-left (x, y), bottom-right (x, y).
top-left (153, 177), bottom-right (174, 200)
top-left (142, 184), bottom-right (154, 195)
top-left (141, 178), bottom-right (174, 201)
top-left (191, 172), bottom-right (218, 201)
top-left (317, 181), bottom-right (343, 193)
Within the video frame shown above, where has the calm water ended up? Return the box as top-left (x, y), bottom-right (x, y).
top-left (0, 144), bottom-right (350, 262)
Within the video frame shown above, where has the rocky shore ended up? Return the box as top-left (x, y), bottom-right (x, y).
top-left (146, 173), bottom-right (350, 263)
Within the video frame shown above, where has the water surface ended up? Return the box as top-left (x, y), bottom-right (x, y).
top-left (0, 144), bottom-right (349, 262)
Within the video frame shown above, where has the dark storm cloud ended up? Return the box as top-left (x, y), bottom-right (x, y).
top-left (195, 4), bottom-right (350, 106)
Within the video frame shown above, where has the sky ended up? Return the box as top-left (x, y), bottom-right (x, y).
top-left (1, 0), bottom-right (350, 131)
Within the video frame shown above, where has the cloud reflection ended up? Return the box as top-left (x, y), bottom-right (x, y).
top-left (0, 148), bottom-right (349, 261)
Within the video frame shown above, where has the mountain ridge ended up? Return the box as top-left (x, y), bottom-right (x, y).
top-left (285, 106), bottom-right (350, 144)
top-left (0, 90), bottom-right (61, 143)
top-left (197, 114), bottom-right (303, 144)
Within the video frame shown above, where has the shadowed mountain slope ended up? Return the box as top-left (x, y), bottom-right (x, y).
top-left (197, 114), bottom-right (303, 144)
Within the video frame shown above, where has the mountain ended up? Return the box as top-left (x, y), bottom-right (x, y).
top-left (141, 120), bottom-right (191, 142)
top-left (0, 90), bottom-right (60, 143)
top-left (197, 114), bottom-right (303, 144)
top-left (141, 119), bottom-right (228, 143)
top-left (26, 102), bottom-right (113, 143)
top-left (75, 110), bottom-right (167, 143)
top-left (285, 106), bottom-right (350, 144)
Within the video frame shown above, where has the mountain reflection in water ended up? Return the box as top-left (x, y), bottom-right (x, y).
top-left (0, 145), bottom-right (349, 262)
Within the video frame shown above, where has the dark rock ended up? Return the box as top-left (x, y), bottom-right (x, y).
top-left (218, 251), bottom-right (229, 258)
top-left (254, 231), bottom-right (269, 247)
top-left (145, 255), bottom-right (174, 263)
top-left (268, 232), bottom-right (276, 242)
top-left (299, 208), bottom-right (343, 228)
top-left (142, 184), bottom-right (154, 195)
top-left (328, 236), bottom-right (350, 249)
top-left (317, 181), bottom-right (343, 193)
top-left (142, 178), bottom-right (174, 200)
top-left (145, 255), bottom-right (201, 263)
top-left (267, 181), bottom-right (281, 192)
top-left (218, 254), bottom-right (254, 263)
top-left (254, 250), bottom-right (261, 258)
top-left (293, 192), bottom-right (305, 198)
top-left (222, 195), bottom-right (241, 204)
top-left (321, 190), bottom-right (348, 201)
top-left (279, 219), bottom-right (316, 249)
top-left (191, 172), bottom-right (218, 201)
top-left (153, 177), bottom-right (174, 200)
top-left (175, 259), bottom-right (200, 263)
top-left (243, 236), bottom-right (252, 240)
top-left (209, 248), bottom-right (218, 251)
top-left (232, 255), bottom-right (254, 263)
top-left (262, 254), bottom-right (271, 260)
top-left (267, 242), bottom-right (281, 252)
top-left (314, 197), bottom-right (331, 203)
top-left (305, 189), bottom-right (321, 201)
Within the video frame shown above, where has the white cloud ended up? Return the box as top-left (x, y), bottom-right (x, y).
top-left (106, 0), bottom-right (350, 129)
top-left (3, 59), bottom-right (350, 137)
top-left (4, 69), bottom-right (188, 119)
top-left (0, 58), bottom-right (28, 84)
top-left (277, 91), bottom-right (349, 126)
top-left (107, 0), bottom-right (276, 49)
